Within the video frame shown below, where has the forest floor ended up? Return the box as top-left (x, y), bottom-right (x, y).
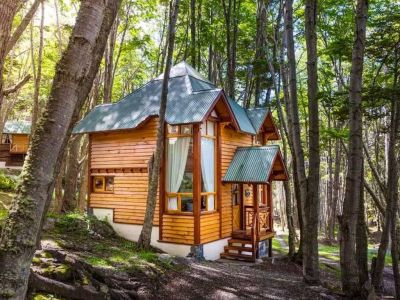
top-left (0, 192), bottom-right (395, 299)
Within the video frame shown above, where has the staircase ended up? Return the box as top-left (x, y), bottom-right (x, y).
top-left (220, 238), bottom-right (256, 262)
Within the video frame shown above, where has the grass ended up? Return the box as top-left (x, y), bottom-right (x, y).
top-left (275, 232), bottom-right (392, 267)
top-left (43, 213), bottom-right (173, 275)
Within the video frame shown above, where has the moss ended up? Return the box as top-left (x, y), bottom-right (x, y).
top-left (32, 256), bottom-right (41, 264)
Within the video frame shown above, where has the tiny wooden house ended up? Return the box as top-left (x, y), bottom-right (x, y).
top-left (74, 62), bottom-right (288, 261)
top-left (0, 120), bottom-right (30, 167)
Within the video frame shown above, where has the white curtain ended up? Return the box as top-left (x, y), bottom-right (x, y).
top-left (201, 137), bottom-right (215, 210)
top-left (167, 137), bottom-right (190, 210)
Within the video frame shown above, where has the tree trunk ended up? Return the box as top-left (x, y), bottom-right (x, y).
top-left (254, 0), bottom-right (267, 106)
top-left (284, 0), bottom-right (307, 261)
top-left (190, 0), bottom-right (196, 68)
top-left (339, 0), bottom-right (368, 297)
top-left (303, 0), bottom-right (320, 284)
top-left (0, 1), bottom-right (121, 298)
top-left (0, 0), bottom-right (23, 117)
top-left (372, 51), bottom-right (400, 293)
top-left (137, 0), bottom-right (181, 249)
top-left (103, 16), bottom-right (118, 104)
top-left (328, 137), bottom-right (341, 242)
top-left (31, 1), bottom-right (45, 134)
top-left (61, 135), bottom-right (82, 212)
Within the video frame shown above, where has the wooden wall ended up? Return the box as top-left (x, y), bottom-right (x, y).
top-left (220, 125), bottom-right (252, 238)
top-left (200, 213), bottom-right (220, 243)
top-left (162, 215), bottom-right (194, 244)
top-left (89, 118), bottom-right (159, 225)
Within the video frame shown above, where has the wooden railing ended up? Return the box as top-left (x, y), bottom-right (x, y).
top-left (245, 205), bottom-right (271, 262)
top-left (10, 143), bottom-right (28, 154)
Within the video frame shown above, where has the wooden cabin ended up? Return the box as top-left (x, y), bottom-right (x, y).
top-left (0, 120), bottom-right (30, 168)
top-left (73, 62), bottom-right (288, 261)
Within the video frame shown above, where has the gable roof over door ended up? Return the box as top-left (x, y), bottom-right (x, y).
top-left (73, 61), bottom-right (273, 135)
top-left (222, 145), bottom-right (288, 183)
top-left (3, 120), bottom-right (31, 134)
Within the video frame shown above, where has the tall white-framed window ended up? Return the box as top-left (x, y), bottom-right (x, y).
top-left (166, 124), bottom-right (194, 213)
top-left (200, 120), bottom-right (217, 212)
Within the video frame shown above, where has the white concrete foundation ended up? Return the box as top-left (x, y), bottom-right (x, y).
top-left (93, 208), bottom-right (229, 260)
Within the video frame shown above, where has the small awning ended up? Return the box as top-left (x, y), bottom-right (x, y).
top-left (222, 145), bottom-right (288, 184)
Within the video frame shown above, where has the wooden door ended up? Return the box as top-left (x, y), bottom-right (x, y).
top-left (232, 184), bottom-right (241, 231)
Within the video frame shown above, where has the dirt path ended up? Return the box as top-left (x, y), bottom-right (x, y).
top-left (154, 258), bottom-right (338, 300)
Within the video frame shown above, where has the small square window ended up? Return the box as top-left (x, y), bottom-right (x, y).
top-left (105, 177), bottom-right (114, 192)
top-left (93, 177), bottom-right (105, 192)
top-left (181, 125), bottom-right (192, 134)
top-left (168, 125), bottom-right (179, 134)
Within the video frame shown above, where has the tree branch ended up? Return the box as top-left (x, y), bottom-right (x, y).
top-left (3, 74), bottom-right (31, 96)
top-left (362, 141), bottom-right (387, 199)
top-left (6, 0), bottom-right (42, 56)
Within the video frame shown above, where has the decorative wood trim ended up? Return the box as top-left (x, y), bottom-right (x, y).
top-left (193, 123), bottom-right (201, 245)
top-left (217, 122), bottom-right (222, 238)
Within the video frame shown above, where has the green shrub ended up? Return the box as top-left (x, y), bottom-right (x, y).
top-left (0, 171), bottom-right (18, 191)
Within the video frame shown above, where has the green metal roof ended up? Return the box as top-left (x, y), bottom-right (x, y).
top-left (73, 61), bottom-right (271, 135)
top-left (246, 107), bottom-right (269, 132)
top-left (226, 98), bottom-right (256, 134)
top-left (3, 120), bottom-right (31, 134)
top-left (222, 145), bottom-right (280, 183)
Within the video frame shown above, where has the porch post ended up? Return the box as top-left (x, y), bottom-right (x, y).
top-left (193, 123), bottom-right (201, 245)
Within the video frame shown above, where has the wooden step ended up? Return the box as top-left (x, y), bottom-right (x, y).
top-left (220, 252), bottom-right (254, 262)
top-left (228, 238), bottom-right (253, 245)
top-left (224, 245), bottom-right (253, 253)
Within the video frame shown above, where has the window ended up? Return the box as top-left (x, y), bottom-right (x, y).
top-left (2, 134), bottom-right (11, 144)
top-left (93, 176), bottom-right (114, 193)
top-left (201, 120), bottom-right (216, 212)
top-left (165, 121), bottom-right (217, 213)
top-left (166, 125), bottom-right (193, 213)
top-left (232, 184), bottom-right (240, 206)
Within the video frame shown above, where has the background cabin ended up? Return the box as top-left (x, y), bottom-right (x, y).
top-left (73, 62), bottom-right (288, 261)
top-left (0, 120), bottom-right (31, 168)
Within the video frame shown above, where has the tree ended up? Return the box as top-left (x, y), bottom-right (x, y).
top-left (0, 0), bottom-right (122, 297)
top-left (138, 0), bottom-right (182, 249)
top-left (0, 0), bottom-right (41, 127)
top-left (339, 0), bottom-right (368, 296)
top-left (303, 0), bottom-right (320, 284)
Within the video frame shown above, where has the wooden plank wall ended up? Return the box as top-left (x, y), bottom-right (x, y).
top-left (89, 118), bottom-right (159, 225)
top-left (220, 126), bottom-right (252, 238)
top-left (162, 215), bottom-right (194, 244)
top-left (200, 213), bottom-right (220, 243)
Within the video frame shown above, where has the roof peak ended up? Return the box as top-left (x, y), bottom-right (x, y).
top-left (155, 61), bottom-right (210, 83)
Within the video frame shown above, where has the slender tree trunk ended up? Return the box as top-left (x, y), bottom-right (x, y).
top-left (339, 0), bottom-right (368, 296)
top-left (254, 0), bottom-right (267, 106)
top-left (284, 0), bottom-right (307, 261)
top-left (31, 2), bottom-right (45, 134)
top-left (61, 136), bottom-right (82, 212)
top-left (138, 0), bottom-right (181, 249)
top-left (0, 1), bottom-right (121, 297)
top-left (103, 16), bottom-right (118, 103)
top-left (303, 0), bottom-right (320, 284)
top-left (328, 137), bottom-right (341, 242)
top-left (190, 0), bottom-right (196, 67)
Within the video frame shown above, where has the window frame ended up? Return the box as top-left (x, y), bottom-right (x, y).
top-left (165, 124), bottom-right (194, 214)
top-left (200, 120), bottom-right (217, 213)
top-left (92, 176), bottom-right (114, 193)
